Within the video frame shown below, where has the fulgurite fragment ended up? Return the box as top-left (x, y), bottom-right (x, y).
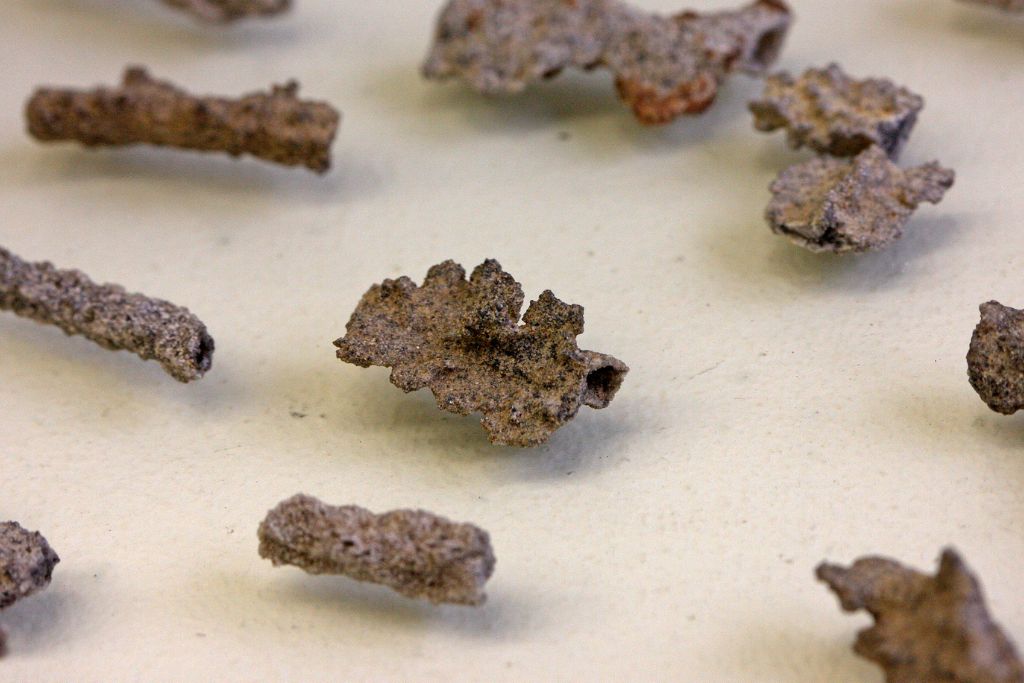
top-left (959, 0), bottom-right (1024, 11)
top-left (0, 522), bottom-right (59, 611)
top-left (334, 259), bottom-right (629, 447)
top-left (26, 67), bottom-right (340, 173)
top-left (749, 63), bottom-right (924, 158)
top-left (968, 301), bottom-right (1024, 414)
top-left (817, 549), bottom-right (1024, 683)
top-left (159, 0), bottom-right (291, 22)
top-left (258, 494), bottom-right (496, 606)
top-left (766, 145), bottom-right (954, 253)
top-left (0, 523), bottom-right (59, 659)
top-left (0, 245), bottom-right (214, 382)
top-left (422, 0), bottom-right (792, 124)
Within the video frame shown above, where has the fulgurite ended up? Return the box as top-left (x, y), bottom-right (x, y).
top-left (0, 245), bottom-right (214, 382)
top-left (258, 494), bottom-right (496, 606)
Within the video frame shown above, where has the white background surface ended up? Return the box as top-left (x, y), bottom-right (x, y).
top-left (1, 0), bottom-right (1023, 680)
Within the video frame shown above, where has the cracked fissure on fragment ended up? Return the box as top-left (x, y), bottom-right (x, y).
top-left (159, 0), bottom-right (291, 22)
top-left (818, 549), bottom-right (1024, 683)
top-left (0, 245), bottom-right (214, 382)
top-left (26, 67), bottom-right (340, 173)
top-left (259, 494), bottom-right (496, 606)
top-left (422, 0), bottom-right (792, 124)
top-left (750, 63), bottom-right (924, 158)
top-left (766, 145), bottom-right (954, 253)
top-left (968, 301), bottom-right (1024, 415)
top-left (334, 259), bottom-right (629, 447)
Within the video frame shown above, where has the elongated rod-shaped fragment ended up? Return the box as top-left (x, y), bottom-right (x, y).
top-left (0, 245), bottom-right (213, 382)
top-left (159, 0), bottom-right (291, 23)
top-left (26, 67), bottom-right (341, 173)
top-left (259, 494), bottom-right (496, 606)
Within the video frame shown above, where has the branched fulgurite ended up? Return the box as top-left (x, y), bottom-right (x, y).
top-left (750, 64), bottom-right (924, 158)
top-left (160, 0), bottom-right (291, 22)
top-left (335, 260), bottom-right (628, 447)
top-left (968, 301), bottom-right (1024, 414)
top-left (818, 549), bottom-right (1024, 683)
top-left (422, 0), bottom-right (792, 124)
top-left (1, 522), bottom-right (60, 658)
top-left (0, 245), bottom-right (213, 382)
top-left (766, 146), bottom-right (954, 253)
top-left (26, 67), bottom-right (340, 173)
top-left (259, 494), bottom-right (496, 606)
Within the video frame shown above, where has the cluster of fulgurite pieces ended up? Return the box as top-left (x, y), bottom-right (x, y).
top-left (423, 0), bottom-right (792, 124)
top-left (749, 63), bottom-right (954, 253)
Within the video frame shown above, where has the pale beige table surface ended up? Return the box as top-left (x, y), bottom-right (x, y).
top-left (1, 0), bottom-right (1022, 680)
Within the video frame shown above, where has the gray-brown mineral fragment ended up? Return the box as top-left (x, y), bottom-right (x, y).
top-left (26, 67), bottom-right (340, 173)
top-left (766, 145), bottom-right (954, 253)
top-left (968, 301), bottom-right (1024, 414)
top-left (817, 549), bottom-right (1024, 683)
top-left (960, 0), bottom-right (1024, 11)
top-left (258, 494), bottom-right (496, 606)
top-left (0, 245), bottom-right (214, 382)
top-left (423, 0), bottom-right (792, 124)
top-left (160, 0), bottom-right (291, 22)
top-left (1, 522), bottom-right (60, 611)
top-left (334, 260), bottom-right (629, 447)
top-left (749, 63), bottom-right (924, 158)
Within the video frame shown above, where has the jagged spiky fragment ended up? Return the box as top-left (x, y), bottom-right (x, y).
top-left (1, 523), bottom-right (60, 611)
top-left (334, 260), bottom-right (628, 447)
top-left (817, 549), bottom-right (1024, 683)
top-left (960, 0), bottom-right (1024, 11)
top-left (26, 67), bottom-right (340, 173)
top-left (766, 145), bottom-right (954, 253)
top-left (258, 494), bottom-right (496, 606)
top-left (422, 0), bottom-right (792, 124)
top-left (159, 0), bottom-right (291, 22)
top-left (0, 245), bottom-right (213, 382)
top-left (749, 63), bottom-right (924, 158)
top-left (968, 301), bottom-right (1024, 414)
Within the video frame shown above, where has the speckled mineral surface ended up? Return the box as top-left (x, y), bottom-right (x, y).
top-left (0, 245), bottom-right (214, 382)
top-left (749, 63), bottom-right (924, 158)
top-left (334, 259), bottom-right (628, 447)
top-left (259, 494), bottom-right (496, 606)
top-left (26, 67), bottom-right (340, 173)
top-left (423, 0), bottom-right (792, 124)
top-left (818, 549), bottom-right (1024, 683)
top-left (765, 145), bottom-right (954, 253)
top-left (968, 301), bottom-right (1024, 415)
top-left (159, 0), bottom-right (291, 22)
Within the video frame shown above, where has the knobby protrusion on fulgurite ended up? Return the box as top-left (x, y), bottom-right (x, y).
top-left (818, 549), bottom-right (1024, 683)
top-left (0, 522), bottom-right (60, 659)
top-left (258, 494), bottom-right (495, 606)
top-left (423, 0), bottom-right (792, 124)
top-left (159, 0), bottom-right (291, 23)
top-left (0, 245), bottom-right (214, 382)
top-left (334, 259), bottom-right (628, 447)
top-left (26, 67), bottom-right (340, 173)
